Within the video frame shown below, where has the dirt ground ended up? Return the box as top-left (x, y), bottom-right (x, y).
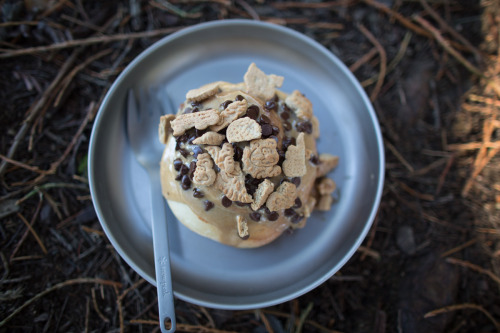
top-left (1, 0), bottom-right (500, 332)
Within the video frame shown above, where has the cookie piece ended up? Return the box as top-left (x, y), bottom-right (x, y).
top-left (244, 63), bottom-right (284, 101)
top-left (316, 153), bottom-right (339, 177)
top-left (285, 90), bottom-right (313, 120)
top-left (214, 163), bottom-right (253, 203)
top-left (226, 117), bottom-right (262, 143)
top-left (192, 131), bottom-right (225, 145)
top-left (236, 215), bottom-right (249, 240)
top-left (317, 177), bottom-right (336, 195)
top-left (210, 99), bottom-right (248, 132)
top-left (171, 109), bottom-right (220, 136)
top-left (282, 132), bottom-right (306, 177)
top-left (158, 114), bottom-right (176, 144)
top-left (251, 179), bottom-right (274, 211)
top-left (266, 181), bottom-right (297, 212)
top-left (192, 153), bottom-right (216, 186)
top-left (242, 139), bottom-right (281, 179)
top-left (186, 82), bottom-right (220, 102)
top-left (205, 143), bottom-right (235, 175)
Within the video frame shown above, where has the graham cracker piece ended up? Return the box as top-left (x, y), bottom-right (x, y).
top-left (244, 63), bottom-right (284, 101)
top-left (303, 197), bottom-right (317, 218)
top-left (285, 90), bottom-right (313, 120)
top-left (170, 109), bottom-right (220, 136)
top-left (210, 99), bottom-right (248, 132)
top-left (242, 138), bottom-right (281, 179)
top-left (282, 133), bottom-right (306, 177)
top-left (192, 131), bottom-right (225, 145)
top-left (214, 163), bottom-right (253, 203)
top-left (316, 153), bottom-right (339, 177)
top-left (226, 117), bottom-right (262, 143)
top-left (316, 194), bottom-right (334, 211)
top-left (266, 181), bottom-right (297, 212)
top-left (317, 177), bottom-right (336, 195)
top-left (205, 143), bottom-right (235, 175)
top-left (251, 179), bottom-right (274, 211)
top-left (192, 153), bottom-right (216, 186)
top-left (158, 114), bottom-right (175, 144)
top-left (236, 215), bottom-right (249, 240)
top-left (186, 82), bottom-right (220, 102)
top-left (311, 115), bottom-right (320, 139)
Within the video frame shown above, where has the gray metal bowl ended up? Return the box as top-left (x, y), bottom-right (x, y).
top-left (88, 19), bottom-right (384, 309)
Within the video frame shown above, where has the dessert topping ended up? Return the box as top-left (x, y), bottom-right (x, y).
top-left (159, 114), bottom-right (175, 144)
top-left (186, 81), bottom-right (220, 102)
top-left (316, 153), bottom-right (340, 177)
top-left (171, 109), bottom-right (220, 136)
top-left (192, 131), bottom-right (225, 145)
top-left (285, 90), bottom-right (313, 120)
top-left (205, 143), bottom-right (236, 175)
top-left (236, 215), bottom-right (250, 240)
top-left (250, 179), bottom-right (274, 211)
top-left (210, 99), bottom-right (248, 132)
top-left (266, 181), bottom-right (297, 212)
top-left (242, 138), bottom-right (281, 179)
top-left (317, 177), bottom-right (336, 195)
top-left (244, 62), bottom-right (284, 101)
top-left (316, 194), bottom-right (334, 211)
top-left (282, 132), bottom-right (307, 177)
top-left (214, 163), bottom-right (253, 203)
top-left (226, 117), bottom-right (262, 143)
top-left (192, 153), bottom-right (216, 186)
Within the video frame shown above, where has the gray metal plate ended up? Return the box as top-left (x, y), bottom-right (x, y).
top-left (88, 20), bottom-right (384, 309)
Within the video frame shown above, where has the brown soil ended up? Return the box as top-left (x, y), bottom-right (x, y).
top-left (1, 0), bottom-right (499, 332)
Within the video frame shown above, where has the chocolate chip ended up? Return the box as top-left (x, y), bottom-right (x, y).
top-left (195, 128), bottom-right (206, 137)
top-left (277, 150), bottom-right (286, 166)
top-left (293, 197), bottom-right (302, 208)
top-left (310, 154), bottom-right (319, 165)
top-left (291, 214), bottom-right (304, 224)
top-left (264, 100), bottom-right (277, 111)
top-left (188, 135), bottom-right (197, 144)
top-left (284, 208), bottom-right (296, 217)
top-left (238, 233), bottom-right (250, 240)
top-left (261, 124), bottom-right (273, 137)
top-left (280, 111), bottom-right (290, 120)
top-left (221, 196), bottom-right (232, 207)
top-left (262, 206), bottom-right (271, 215)
top-left (181, 175), bottom-right (191, 190)
top-left (179, 148), bottom-right (190, 158)
top-left (282, 137), bottom-right (296, 150)
top-left (269, 135), bottom-right (279, 144)
top-left (177, 133), bottom-right (189, 143)
top-left (192, 107), bottom-right (199, 113)
top-left (175, 174), bottom-right (182, 181)
top-left (235, 95), bottom-right (245, 101)
top-left (188, 161), bottom-right (196, 180)
top-left (192, 146), bottom-right (203, 158)
top-left (235, 201), bottom-right (247, 207)
top-left (296, 120), bottom-right (313, 134)
top-left (249, 212), bottom-right (261, 221)
top-left (267, 211), bottom-right (279, 221)
top-left (220, 100), bottom-right (232, 110)
top-left (246, 105), bottom-right (259, 120)
top-left (175, 141), bottom-right (181, 151)
top-left (272, 126), bottom-right (280, 135)
top-left (173, 158), bottom-right (183, 171)
top-left (291, 177), bottom-right (301, 187)
top-left (191, 101), bottom-right (201, 108)
top-left (283, 121), bottom-right (292, 131)
top-left (282, 103), bottom-right (292, 113)
top-left (233, 145), bottom-right (243, 162)
top-left (204, 200), bottom-right (214, 211)
top-left (260, 114), bottom-right (271, 124)
top-left (193, 188), bottom-right (204, 198)
top-left (179, 164), bottom-right (189, 176)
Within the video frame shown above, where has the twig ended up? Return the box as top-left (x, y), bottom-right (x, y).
top-left (296, 302), bottom-right (314, 333)
top-left (0, 278), bottom-right (121, 327)
top-left (358, 24), bottom-right (387, 101)
top-left (0, 154), bottom-right (48, 175)
top-left (440, 238), bottom-right (478, 258)
top-left (397, 180), bottom-right (435, 201)
top-left (418, 0), bottom-right (483, 62)
top-left (16, 212), bottom-right (47, 255)
top-left (385, 140), bottom-right (415, 172)
top-left (447, 141), bottom-right (500, 151)
top-left (10, 197), bottom-right (43, 261)
top-left (413, 15), bottom-right (485, 78)
top-left (0, 48), bottom-right (82, 176)
top-left (91, 288), bottom-right (110, 322)
top-left (446, 257), bottom-right (500, 286)
top-left (363, 0), bottom-right (431, 37)
top-left (235, 0), bottom-right (260, 20)
top-left (256, 309), bottom-right (274, 333)
top-left (349, 47), bottom-right (378, 72)
top-left (424, 303), bottom-right (500, 332)
top-left (0, 26), bottom-right (184, 59)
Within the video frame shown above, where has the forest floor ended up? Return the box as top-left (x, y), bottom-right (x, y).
top-left (1, 0), bottom-right (499, 332)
